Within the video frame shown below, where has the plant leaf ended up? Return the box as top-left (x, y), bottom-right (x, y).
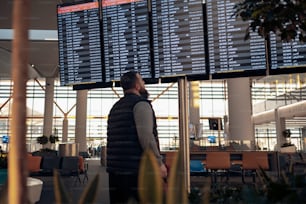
top-left (53, 169), bottom-right (72, 203)
top-left (166, 149), bottom-right (188, 204)
top-left (0, 180), bottom-right (8, 204)
top-left (138, 149), bottom-right (163, 204)
top-left (78, 174), bottom-right (99, 204)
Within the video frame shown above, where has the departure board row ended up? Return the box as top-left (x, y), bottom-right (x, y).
top-left (270, 33), bottom-right (306, 72)
top-left (151, 0), bottom-right (207, 78)
top-left (57, 0), bottom-right (103, 86)
top-left (57, 0), bottom-right (306, 87)
top-left (206, 0), bottom-right (267, 75)
top-left (102, 0), bottom-right (152, 82)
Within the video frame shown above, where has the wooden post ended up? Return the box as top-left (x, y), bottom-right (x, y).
top-left (9, 0), bottom-right (30, 203)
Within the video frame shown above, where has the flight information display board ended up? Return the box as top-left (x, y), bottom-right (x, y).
top-left (151, 0), bottom-right (207, 79)
top-left (57, 0), bottom-right (103, 86)
top-left (102, 0), bottom-right (152, 82)
top-left (270, 34), bottom-right (306, 74)
top-left (206, 0), bottom-right (267, 78)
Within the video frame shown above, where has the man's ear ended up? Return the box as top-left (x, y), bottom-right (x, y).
top-left (135, 82), bottom-right (140, 91)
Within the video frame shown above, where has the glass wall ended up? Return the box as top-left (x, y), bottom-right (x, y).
top-left (0, 77), bottom-right (305, 152)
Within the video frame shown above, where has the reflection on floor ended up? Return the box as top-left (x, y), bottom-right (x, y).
top-left (35, 158), bottom-right (282, 204)
top-left (36, 158), bottom-right (110, 204)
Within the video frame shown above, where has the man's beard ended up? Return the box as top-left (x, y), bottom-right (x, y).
top-left (140, 88), bottom-right (149, 99)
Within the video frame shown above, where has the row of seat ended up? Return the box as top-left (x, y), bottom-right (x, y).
top-left (27, 154), bottom-right (88, 184)
top-left (279, 152), bottom-right (306, 175)
top-left (165, 151), bottom-right (269, 184)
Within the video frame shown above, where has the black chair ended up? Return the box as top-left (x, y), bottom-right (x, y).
top-left (79, 151), bottom-right (91, 159)
top-left (59, 156), bottom-right (81, 184)
top-left (290, 153), bottom-right (306, 175)
top-left (40, 156), bottom-right (61, 176)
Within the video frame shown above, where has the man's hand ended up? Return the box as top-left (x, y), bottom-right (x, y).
top-left (160, 163), bottom-right (168, 178)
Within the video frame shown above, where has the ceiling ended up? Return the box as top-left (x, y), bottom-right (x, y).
top-left (0, 0), bottom-right (65, 79)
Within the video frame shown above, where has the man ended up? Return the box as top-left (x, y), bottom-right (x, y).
top-left (140, 89), bottom-right (160, 152)
top-left (106, 71), bottom-right (167, 204)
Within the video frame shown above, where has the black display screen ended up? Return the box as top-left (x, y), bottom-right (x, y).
top-left (151, 0), bottom-right (207, 80)
top-left (269, 33), bottom-right (306, 74)
top-left (206, 0), bottom-right (267, 78)
top-left (102, 0), bottom-right (152, 82)
top-left (57, 0), bottom-right (103, 86)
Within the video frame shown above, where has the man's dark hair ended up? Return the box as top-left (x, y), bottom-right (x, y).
top-left (120, 71), bottom-right (139, 91)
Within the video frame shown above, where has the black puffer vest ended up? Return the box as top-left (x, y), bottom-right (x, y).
top-left (106, 93), bottom-right (148, 174)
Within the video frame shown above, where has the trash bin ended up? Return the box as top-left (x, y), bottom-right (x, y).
top-left (58, 143), bottom-right (79, 156)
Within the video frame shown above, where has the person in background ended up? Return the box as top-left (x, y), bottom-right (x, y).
top-left (106, 71), bottom-right (167, 204)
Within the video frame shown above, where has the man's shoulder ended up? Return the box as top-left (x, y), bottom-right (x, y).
top-left (134, 100), bottom-right (152, 111)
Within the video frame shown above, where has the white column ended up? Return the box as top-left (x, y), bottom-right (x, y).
top-left (302, 128), bottom-right (306, 152)
top-left (189, 81), bottom-right (200, 139)
top-left (227, 78), bottom-right (254, 148)
top-left (62, 116), bottom-right (68, 142)
top-left (275, 108), bottom-right (286, 150)
top-left (75, 89), bottom-right (88, 153)
top-left (43, 77), bottom-right (54, 148)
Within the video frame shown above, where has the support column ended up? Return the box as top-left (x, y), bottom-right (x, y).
top-left (43, 77), bottom-right (55, 148)
top-left (62, 116), bottom-right (68, 142)
top-left (189, 81), bottom-right (200, 139)
top-left (275, 108), bottom-right (286, 151)
top-left (227, 78), bottom-right (254, 149)
top-left (302, 128), bottom-right (306, 152)
top-left (75, 89), bottom-right (88, 153)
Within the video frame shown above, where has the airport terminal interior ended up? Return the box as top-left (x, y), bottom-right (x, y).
top-left (0, 0), bottom-right (306, 203)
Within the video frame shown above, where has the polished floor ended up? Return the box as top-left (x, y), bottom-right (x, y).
top-left (35, 158), bottom-right (275, 204)
top-left (36, 158), bottom-right (110, 204)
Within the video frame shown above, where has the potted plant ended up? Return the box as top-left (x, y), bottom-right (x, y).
top-left (49, 135), bottom-right (59, 144)
top-left (281, 129), bottom-right (297, 153)
top-left (37, 135), bottom-right (49, 145)
top-left (0, 152), bottom-right (8, 185)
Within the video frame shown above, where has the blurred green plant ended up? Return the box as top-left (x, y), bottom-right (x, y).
top-left (233, 0), bottom-right (306, 42)
top-left (0, 180), bottom-right (8, 204)
top-left (138, 149), bottom-right (306, 204)
top-left (256, 167), bottom-right (306, 203)
top-left (166, 149), bottom-right (188, 204)
top-left (138, 149), bottom-right (189, 204)
top-left (138, 150), bottom-right (163, 204)
top-left (53, 170), bottom-right (99, 204)
top-left (210, 166), bottom-right (306, 204)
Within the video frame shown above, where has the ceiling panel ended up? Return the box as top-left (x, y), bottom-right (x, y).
top-left (0, 40), bottom-right (59, 78)
top-left (0, 0), bottom-right (61, 79)
top-left (0, 0), bottom-right (58, 30)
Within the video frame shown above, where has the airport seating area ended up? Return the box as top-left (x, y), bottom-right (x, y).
top-left (164, 150), bottom-right (306, 183)
top-left (27, 153), bottom-right (88, 184)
